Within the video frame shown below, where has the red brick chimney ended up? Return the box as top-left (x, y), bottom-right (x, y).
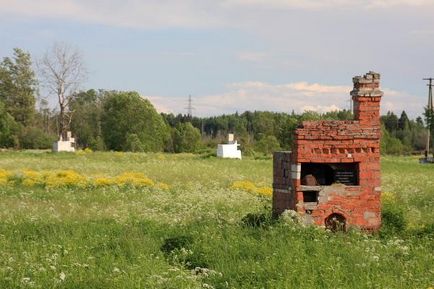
top-left (351, 71), bottom-right (383, 127)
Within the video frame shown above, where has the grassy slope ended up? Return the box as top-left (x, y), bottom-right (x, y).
top-left (0, 152), bottom-right (433, 289)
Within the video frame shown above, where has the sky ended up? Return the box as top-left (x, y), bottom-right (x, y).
top-left (1, 0), bottom-right (434, 118)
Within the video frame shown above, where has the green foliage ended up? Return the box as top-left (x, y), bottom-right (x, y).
top-left (124, 133), bottom-right (145, 152)
top-left (0, 48), bottom-right (37, 126)
top-left (0, 101), bottom-right (19, 147)
top-left (163, 109), bottom-right (356, 154)
top-left (240, 212), bottom-right (272, 228)
top-left (18, 126), bottom-right (56, 149)
top-left (381, 204), bottom-right (406, 236)
top-left (69, 89), bottom-right (105, 149)
top-left (172, 122), bottom-right (201, 153)
top-left (101, 91), bottom-right (170, 152)
top-left (381, 111), bottom-right (399, 133)
top-left (255, 135), bottom-right (281, 155)
top-left (381, 126), bottom-right (409, 155)
top-left (161, 235), bottom-right (193, 255)
top-left (90, 135), bottom-right (106, 151)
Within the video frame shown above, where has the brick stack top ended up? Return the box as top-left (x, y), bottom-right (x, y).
top-left (296, 71), bottom-right (383, 142)
top-left (293, 71), bottom-right (382, 165)
top-left (351, 71), bottom-right (383, 127)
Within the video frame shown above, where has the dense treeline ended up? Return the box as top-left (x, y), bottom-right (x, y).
top-left (163, 110), bottom-right (432, 155)
top-left (0, 47), bottom-right (432, 155)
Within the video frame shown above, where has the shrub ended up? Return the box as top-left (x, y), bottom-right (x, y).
top-left (172, 122), bottom-right (201, 153)
top-left (123, 133), bottom-right (145, 152)
top-left (18, 126), bottom-right (56, 149)
top-left (241, 212), bottom-right (269, 228)
top-left (0, 101), bottom-right (19, 148)
top-left (160, 235), bottom-right (193, 255)
top-left (255, 135), bottom-right (281, 155)
top-left (101, 91), bottom-right (170, 152)
top-left (381, 203), bottom-right (406, 236)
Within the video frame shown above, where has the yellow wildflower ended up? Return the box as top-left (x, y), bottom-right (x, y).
top-left (21, 169), bottom-right (44, 187)
top-left (44, 170), bottom-right (88, 188)
top-left (115, 172), bottom-right (154, 187)
top-left (256, 187), bottom-right (272, 197)
top-left (93, 177), bottom-right (116, 187)
top-left (0, 169), bottom-right (11, 185)
top-left (155, 182), bottom-right (170, 190)
top-left (230, 180), bottom-right (272, 198)
top-left (231, 180), bottom-right (257, 193)
top-left (381, 191), bottom-right (396, 204)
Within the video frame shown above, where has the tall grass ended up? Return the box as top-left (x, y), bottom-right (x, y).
top-left (0, 152), bottom-right (432, 288)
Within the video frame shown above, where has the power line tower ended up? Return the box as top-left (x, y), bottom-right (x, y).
top-left (185, 94), bottom-right (195, 119)
top-left (423, 78), bottom-right (434, 158)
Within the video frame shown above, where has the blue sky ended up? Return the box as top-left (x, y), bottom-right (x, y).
top-left (1, 0), bottom-right (434, 118)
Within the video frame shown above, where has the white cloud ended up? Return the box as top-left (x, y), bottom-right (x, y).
top-left (225, 0), bottom-right (433, 9)
top-left (238, 51), bottom-right (267, 62)
top-left (381, 88), bottom-right (424, 117)
top-left (302, 104), bottom-right (341, 113)
top-left (148, 81), bottom-right (351, 115)
top-left (146, 81), bottom-right (425, 118)
top-left (1, 0), bottom-right (433, 29)
top-left (0, 0), bottom-right (225, 29)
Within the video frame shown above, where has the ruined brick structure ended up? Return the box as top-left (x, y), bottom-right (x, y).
top-left (273, 71), bottom-right (382, 231)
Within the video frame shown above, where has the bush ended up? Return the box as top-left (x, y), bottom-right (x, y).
top-left (18, 126), bottom-right (56, 149)
top-left (123, 133), bottom-right (144, 152)
top-left (381, 126), bottom-right (411, 155)
top-left (255, 135), bottom-right (281, 155)
top-left (241, 212), bottom-right (274, 228)
top-left (160, 235), bottom-right (193, 255)
top-left (0, 101), bottom-right (19, 148)
top-left (89, 135), bottom-right (106, 151)
top-left (160, 235), bottom-right (208, 269)
top-left (172, 122), bottom-right (201, 153)
top-left (381, 204), bottom-right (406, 236)
top-left (101, 91), bottom-right (170, 152)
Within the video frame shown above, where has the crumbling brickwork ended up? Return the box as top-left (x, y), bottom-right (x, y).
top-left (272, 71), bottom-right (382, 231)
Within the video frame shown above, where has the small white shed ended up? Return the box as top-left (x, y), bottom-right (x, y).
top-left (217, 134), bottom-right (242, 159)
top-left (52, 131), bottom-right (75, 152)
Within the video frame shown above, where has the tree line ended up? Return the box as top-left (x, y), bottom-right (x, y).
top-left (0, 46), bottom-right (432, 155)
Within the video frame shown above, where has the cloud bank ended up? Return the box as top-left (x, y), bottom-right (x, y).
top-left (148, 80), bottom-right (423, 117)
top-left (1, 0), bottom-right (433, 29)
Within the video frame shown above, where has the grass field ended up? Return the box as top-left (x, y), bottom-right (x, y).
top-left (0, 151), bottom-right (433, 289)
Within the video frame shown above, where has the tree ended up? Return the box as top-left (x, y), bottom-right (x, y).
top-left (0, 101), bottom-right (19, 147)
top-left (172, 122), bottom-right (201, 153)
top-left (381, 111), bottom-right (398, 135)
top-left (69, 89), bottom-right (104, 149)
top-left (0, 48), bottom-right (37, 126)
top-left (398, 111), bottom-right (410, 130)
top-left (255, 135), bottom-right (281, 155)
top-left (101, 91), bottom-right (170, 152)
top-left (39, 43), bottom-right (86, 140)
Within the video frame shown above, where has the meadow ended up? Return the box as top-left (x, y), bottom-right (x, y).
top-left (0, 151), bottom-right (433, 289)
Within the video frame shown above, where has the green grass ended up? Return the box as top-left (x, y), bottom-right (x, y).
top-left (0, 152), bottom-right (433, 288)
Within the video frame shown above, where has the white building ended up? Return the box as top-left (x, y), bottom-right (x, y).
top-left (217, 134), bottom-right (242, 159)
top-left (52, 131), bottom-right (75, 152)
